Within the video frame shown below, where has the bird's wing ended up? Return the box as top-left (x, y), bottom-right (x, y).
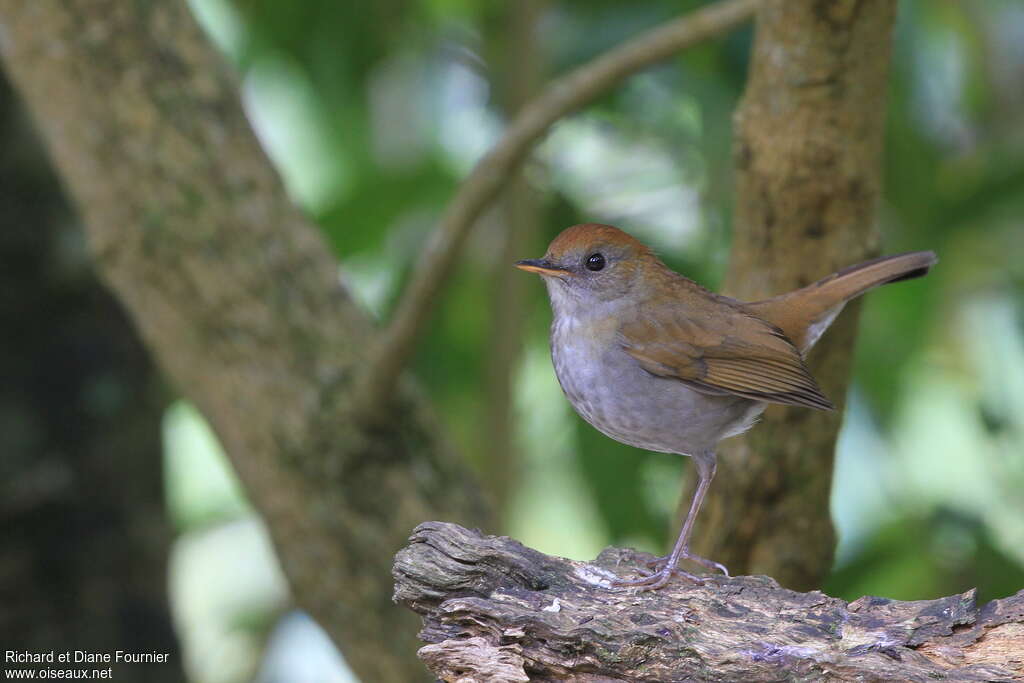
top-left (619, 301), bottom-right (834, 410)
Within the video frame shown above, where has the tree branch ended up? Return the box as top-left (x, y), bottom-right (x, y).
top-left (0, 2), bottom-right (488, 679)
top-left (355, 0), bottom-right (761, 422)
top-left (394, 522), bottom-right (1024, 682)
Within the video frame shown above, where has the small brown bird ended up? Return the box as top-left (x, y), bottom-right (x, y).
top-left (517, 224), bottom-right (936, 590)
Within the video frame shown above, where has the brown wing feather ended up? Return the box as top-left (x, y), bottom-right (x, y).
top-left (620, 304), bottom-right (834, 411)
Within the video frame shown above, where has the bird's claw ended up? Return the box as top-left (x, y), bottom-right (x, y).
top-left (613, 550), bottom-right (729, 590)
top-left (645, 552), bottom-right (729, 577)
top-left (611, 564), bottom-right (704, 591)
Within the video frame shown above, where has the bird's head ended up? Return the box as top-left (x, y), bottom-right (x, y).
top-left (515, 223), bottom-right (660, 314)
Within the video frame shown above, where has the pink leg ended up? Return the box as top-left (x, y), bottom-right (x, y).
top-left (612, 451), bottom-right (728, 590)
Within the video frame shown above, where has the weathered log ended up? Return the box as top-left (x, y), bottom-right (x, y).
top-left (393, 522), bottom-right (1024, 682)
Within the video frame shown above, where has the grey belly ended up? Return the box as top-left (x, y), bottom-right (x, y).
top-left (552, 342), bottom-right (763, 455)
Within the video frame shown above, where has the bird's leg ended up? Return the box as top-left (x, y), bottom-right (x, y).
top-left (613, 451), bottom-right (727, 590)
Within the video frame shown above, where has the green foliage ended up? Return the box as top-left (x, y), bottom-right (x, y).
top-left (573, 419), bottom-right (667, 548)
top-left (826, 510), bottom-right (1024, 606)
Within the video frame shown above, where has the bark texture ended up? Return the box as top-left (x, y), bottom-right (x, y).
top-left (0, 73), bottom-right (181, 681)
top-left (395, 522), bottom-right (1024, 682)
top-left (0, 2), bottom-right (489, 680)
top-left (688, 0), bottom-right (898, 589)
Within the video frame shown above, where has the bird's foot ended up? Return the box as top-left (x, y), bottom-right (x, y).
top-left (611, 563), bottom-right (704, 591)
top-left (611, 550), bottom-right (729, 591)
top-left (646, 551), bottom-right (729, 577)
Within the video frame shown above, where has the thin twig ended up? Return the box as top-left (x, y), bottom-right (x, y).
top-left (355, 0), bottom-right (761, 422)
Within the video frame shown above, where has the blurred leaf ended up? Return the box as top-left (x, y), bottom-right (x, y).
top-left (573, 421), bottom-right (666, 547)
top-left (319, 160), bottom-right (456, 257)
top-left (826, 509), bottom-right (1024, 605)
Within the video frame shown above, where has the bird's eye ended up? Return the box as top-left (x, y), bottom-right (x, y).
top-left (585, 253), bottom-right (606, 271)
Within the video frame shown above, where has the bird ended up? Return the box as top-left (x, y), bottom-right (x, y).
top-left (516, 223), bottom-right (936, 590)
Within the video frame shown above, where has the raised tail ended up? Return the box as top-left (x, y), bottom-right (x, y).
top-left (747, 251), bottom-right (938, 353)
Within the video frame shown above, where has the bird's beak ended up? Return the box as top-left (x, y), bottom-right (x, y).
top-left (515, 258), bottom-right (571, 277)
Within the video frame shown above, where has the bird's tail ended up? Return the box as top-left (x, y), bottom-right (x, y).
top-left (747, 251), bottom-right (937, 353)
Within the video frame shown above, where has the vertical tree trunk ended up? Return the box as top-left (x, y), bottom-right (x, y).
top-left (0, 2), bottom-right (489, 680)
top-left (0, 74), bottom-right (181, 680)
top-left (687, 0), bottom-right (897, 589)
top-left (483, 0), bottom-right (546, 523)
